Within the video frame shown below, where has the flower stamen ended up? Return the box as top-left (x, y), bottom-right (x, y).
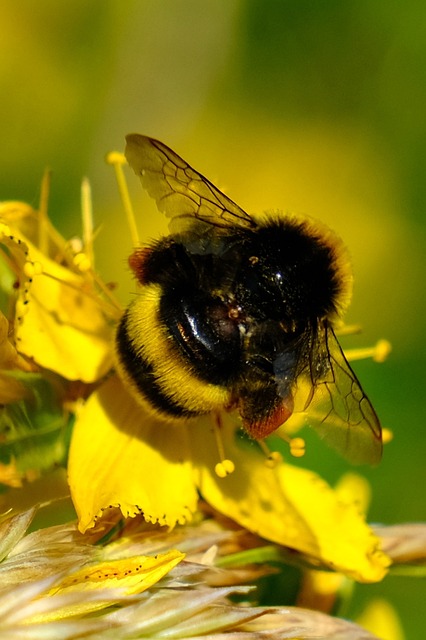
top-left (39, 269), bottom-right (122, 319)
top-left (345, 339), bottom-right (392, 363)
top-left (37, 169), bottom-right (52, 256)
top-left (212, 413), bottom-right (235, 478)
top-left (81, 177), bottom-right (95, 268)
top-left (269, 430), bottom-right (306, 460)
top-left (257, 439), bottom-right (284, 467)
top-left (335, 323), bottom-right (362, 336)
top-left (106, 151), bottom-right (140, 247)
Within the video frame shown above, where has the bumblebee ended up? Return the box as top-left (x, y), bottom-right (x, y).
top-left (115, 134), bottom-right (382, 464)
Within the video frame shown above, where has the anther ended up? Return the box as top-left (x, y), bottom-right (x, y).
top-left (373, 340), bottom-right (392, 363)
top-left (258, 439), bottom-right (283, 467)
top-left (73, 252), bottom-right (91, 272)
top-left (289, 437), bottom-right (306, 458)
top-left (105, 151), bottom-right (127, 165)
top-left (215, 459), bottom-right (235, 478)
top-left (23, 261), bottom-right (43, 278)
top-left (382, 428), bottom-right (393, 444)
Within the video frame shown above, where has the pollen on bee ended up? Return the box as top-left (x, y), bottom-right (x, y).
top-left (228, 306), bottom-right (240, 320)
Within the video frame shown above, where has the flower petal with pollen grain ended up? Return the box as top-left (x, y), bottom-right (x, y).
top-left (190, 414), bottom-right (389, 583)
top-left (68, 376), bottom-right (198, 532)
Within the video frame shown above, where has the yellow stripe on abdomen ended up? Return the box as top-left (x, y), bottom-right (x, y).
top-left (115, 284), bottom-right (230, 420)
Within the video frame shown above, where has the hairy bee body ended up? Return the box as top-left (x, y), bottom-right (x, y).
top-left (115, 134), bottom-right (382, 463)
top-left (116, 213), bottom-right (349, 439)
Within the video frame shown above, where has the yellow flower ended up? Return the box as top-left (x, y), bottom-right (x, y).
top-left (68, 374), bottom-right (389, 583)
top-left (1, 183), bottom-right (389, 586)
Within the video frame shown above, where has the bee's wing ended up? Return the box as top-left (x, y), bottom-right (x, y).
top-left (295, 326), bottom-right (383, 465)
top-left (125, 134), bottom-right (256, 232)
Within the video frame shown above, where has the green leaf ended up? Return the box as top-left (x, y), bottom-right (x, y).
top-left (0, 371), bottom-right (71, 482)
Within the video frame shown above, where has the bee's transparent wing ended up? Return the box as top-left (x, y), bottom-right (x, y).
top-left (125, 134), bottom-right (256, 232)
top-left (294, 326), bottom-right (383, 465)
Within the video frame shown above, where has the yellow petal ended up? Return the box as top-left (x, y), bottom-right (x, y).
top-left (0, 223), bottom-right (113, 383)
top-left (68, 376), bottom-right (198, 532)
top-left (15, 252), bottom-right (113, 383)
top-left (334, 471), bottom-right (372, 515)
top-left (190, 414), bottom-right (389, 583)
top-left (190, 416), bottom-right (314, 542)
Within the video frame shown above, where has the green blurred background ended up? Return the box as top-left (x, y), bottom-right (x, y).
top-left (1, 1), bottom-right (425, 636)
